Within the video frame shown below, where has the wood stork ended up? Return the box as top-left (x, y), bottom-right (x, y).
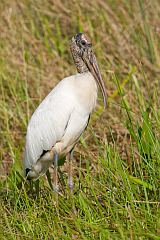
top-left (24, 33), bottom-right (107, 192)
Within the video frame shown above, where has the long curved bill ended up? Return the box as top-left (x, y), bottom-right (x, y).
top-left (82, 50), bottom-right (107, 108)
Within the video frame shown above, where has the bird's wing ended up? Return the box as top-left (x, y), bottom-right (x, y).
top-left (24, 76), bottom-right (77, 169)
top-left (24, 73), bottom-right (95, 170)
top-left (57, 110), bottom-right (90, 153)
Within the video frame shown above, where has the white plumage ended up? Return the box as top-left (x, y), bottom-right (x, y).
top-left (24, 72), bottom-right (97, 179)
top-left (24, 33), bottom-right (107, 191)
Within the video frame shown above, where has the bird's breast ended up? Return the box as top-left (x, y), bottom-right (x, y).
top-left (74, 72), bottom-right (98, 114)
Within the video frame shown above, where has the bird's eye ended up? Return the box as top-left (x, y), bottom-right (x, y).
top-left (81, 40), bottom-right (86, 46)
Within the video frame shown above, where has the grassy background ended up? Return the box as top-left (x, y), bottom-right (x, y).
top-left (0, 0), bottom-right (160, 239)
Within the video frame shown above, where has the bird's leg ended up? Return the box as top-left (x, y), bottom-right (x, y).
top-left (68, 148), bottom-right (74, 192)
top-left (28, 180), bottom-right (33, 195)
top-left (35, 179), bottom-right (40, 198)
top-left (46, 169), bottom-right (53, 190)
top-left (53, 152), bottom-right (59, 192)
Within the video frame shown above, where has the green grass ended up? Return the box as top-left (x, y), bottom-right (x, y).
top-left (0, 0), bottom-right (160, 239)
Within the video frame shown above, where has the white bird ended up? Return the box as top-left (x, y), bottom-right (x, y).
top-left (24, 33), bottom-right (107, 192)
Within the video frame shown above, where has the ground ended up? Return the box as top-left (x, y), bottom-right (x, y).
top-left (0, 0), bottom-right (160, 239)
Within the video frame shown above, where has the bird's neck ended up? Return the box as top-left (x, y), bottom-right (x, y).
top-left (70, 42), bottom-right (88, 74)
top-left (73, 55), bottom-right (88, 74)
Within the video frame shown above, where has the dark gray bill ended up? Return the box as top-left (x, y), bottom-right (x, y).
top-left (82, 50), bottom-right (107, 108)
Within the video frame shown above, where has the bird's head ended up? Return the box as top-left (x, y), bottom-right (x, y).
top-left (70, 33), bottom-right (107, 108)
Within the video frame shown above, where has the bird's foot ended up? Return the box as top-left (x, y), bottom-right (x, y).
top-left (68, 179), bottom-right (74, 193)
top-left (53, 185), bottom-right (59, 193)
top-left (69, 184), bottom-right (73, 193)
